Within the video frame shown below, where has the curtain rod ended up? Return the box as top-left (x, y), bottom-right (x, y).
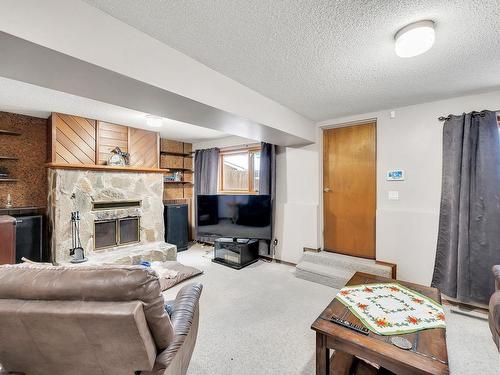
top-left (438, 110), bottom-right (499, 122)
top-left (219, 143), bottom-right (261, 152)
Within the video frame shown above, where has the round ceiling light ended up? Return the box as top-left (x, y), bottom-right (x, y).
top-left (146, 115), bottom-right (163, 128)
top-left (395, 20), bottom-right (435, 58)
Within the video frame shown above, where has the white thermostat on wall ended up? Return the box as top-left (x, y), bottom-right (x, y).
top-left (386, 170), bottom-right (405, 181)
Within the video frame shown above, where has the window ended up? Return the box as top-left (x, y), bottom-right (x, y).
top-left (219, 146), bottom-right (261, 193)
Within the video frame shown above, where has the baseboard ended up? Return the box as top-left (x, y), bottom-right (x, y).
top-left (259, 255), bottom-right (296, 267)
top-left (375, 260), bottom-right (397, 279)
top-left (195, 240), bottom-right (214, 246)
top-left (442, 296), bottom-right (488, 313)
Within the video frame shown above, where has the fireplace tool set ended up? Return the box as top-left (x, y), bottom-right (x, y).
top-left (70, 211), bottom-right (88, 263)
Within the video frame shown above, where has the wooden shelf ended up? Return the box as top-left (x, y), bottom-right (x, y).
top-left (0, 179), bottom-right (19, 182)
top-left (163, 181), bottom-right (193, 185)
top-left (0, 206), bottom-right (45, 215)
top-left (46, 163), bottom-right (165, 174)
top-left (0, 156), bottom-right (19, 160)
top-left (160, 151), bottom-right (193, 157)
top-left (0, 129), bottom-right (21, 136)
top-left (161, 168), bottom-right (193, 172)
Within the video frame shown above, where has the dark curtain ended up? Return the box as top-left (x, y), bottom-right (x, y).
top-left (194, 148), bottom-right (220, 195)
top-left (432, 111), bottom-right (500, 305)
top-left (259, 142), bottom-right (276, 196)
top-left (259, 142), bottom-right (276, 255)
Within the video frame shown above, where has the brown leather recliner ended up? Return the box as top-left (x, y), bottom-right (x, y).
top-left (0, 264), bottom-right (202, 375)
top-left (490, 265), bottom-right (500, 350)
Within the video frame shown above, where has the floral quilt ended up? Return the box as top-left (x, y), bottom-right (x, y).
top-left (335, 283), bottom-right (446, 335)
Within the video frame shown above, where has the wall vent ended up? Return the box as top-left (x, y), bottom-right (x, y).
top-left (92, 200), bottom-right (141, 211)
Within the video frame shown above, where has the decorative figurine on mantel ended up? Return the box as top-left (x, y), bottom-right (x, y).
top-left (107, 146), bottom-right (130, 166)
top-left (69, 211), bottom-right (88, 263)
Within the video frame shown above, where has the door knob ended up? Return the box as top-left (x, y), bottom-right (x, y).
top-left (323, 187), bottom-right (331, 192)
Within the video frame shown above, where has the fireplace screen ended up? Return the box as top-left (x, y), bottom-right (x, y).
top-left (94, 217), bottom-right (140, 250)
top-left (119, 218), bottom-right (140, 244)
top-left (94, 220), bottom-right (117, 249)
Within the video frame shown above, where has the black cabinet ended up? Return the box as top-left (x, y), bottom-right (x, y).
top-left (15, 215), bottom-right (43, 263)
top-left (213, 238), bottom-right (259, 269)
top-left (164, 204), bottom-right (189, 252)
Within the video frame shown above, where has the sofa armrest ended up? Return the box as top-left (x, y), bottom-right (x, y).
top-left (493, 266), bottom-right (500, 291)
top-left (147, 283), bottom-right (203, 374)
top-left (489, 291), bottom-right (500, 350)
top-left (0, 365), bottom-right (22, 375)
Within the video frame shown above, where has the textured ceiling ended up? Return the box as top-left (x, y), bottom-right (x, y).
top-left (0, 77), bottom-right (229, 142)
top-left (83, 0), bottom-right (500, 121)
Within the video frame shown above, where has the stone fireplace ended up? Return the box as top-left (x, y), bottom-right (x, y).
top-left (47, 168), bottom-right (176, 264)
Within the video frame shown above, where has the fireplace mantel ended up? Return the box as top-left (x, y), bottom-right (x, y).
top-left (46, 163), bottom-right (165, 174)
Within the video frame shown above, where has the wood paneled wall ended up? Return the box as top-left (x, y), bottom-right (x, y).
top-left (96, 121), bottom-right (128, 165)
top-left (129, 128), bottom-right (159, 168)
top-left (51, 113), bottom-right (96, 164)
top-left (48, 114), bottom-right (159, 169)
top-left (0, 112), bottom-right (48, 208)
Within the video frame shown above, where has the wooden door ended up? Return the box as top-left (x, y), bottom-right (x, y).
top-left (323, 122), bottom-right (376, 259)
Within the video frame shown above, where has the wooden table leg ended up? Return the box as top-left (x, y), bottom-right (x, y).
top-left (330, 350), bottom-right (356, 375)
top-left (316, 332), bottom-right (330, 375)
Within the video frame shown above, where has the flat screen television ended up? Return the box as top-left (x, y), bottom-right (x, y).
top-left (196, 195), bottom-right (272, 240)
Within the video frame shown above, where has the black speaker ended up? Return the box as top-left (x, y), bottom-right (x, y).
top-left (164, 204), bottom-right (189, 252)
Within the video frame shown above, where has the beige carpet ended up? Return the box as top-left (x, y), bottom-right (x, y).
top-left (163, 244), bottom-right (499, 375)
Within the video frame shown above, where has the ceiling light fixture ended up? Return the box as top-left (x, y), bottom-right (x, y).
top-left (146, 115), bottom-right (163, 128)
top-left (395, 20), bottom-right (435, 58)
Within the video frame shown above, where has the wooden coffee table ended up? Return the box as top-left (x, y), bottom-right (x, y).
top-left (311, 272), bottom-right (449, 375)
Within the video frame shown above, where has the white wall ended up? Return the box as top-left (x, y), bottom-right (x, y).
top-left (274, 144), bottom-right (319, 264)
top-left (0, 0), bottom-right (314, 142)
top-left (317, 89), bottom-right (500, 285)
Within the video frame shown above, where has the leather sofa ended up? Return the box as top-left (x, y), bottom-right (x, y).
top-left (490, 265), bottom-right (500, 350)
top-left (0, 264), bottom-right (202, 375)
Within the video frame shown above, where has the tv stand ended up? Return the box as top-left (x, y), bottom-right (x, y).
top-left (213, 238), bottom-right (259, 269)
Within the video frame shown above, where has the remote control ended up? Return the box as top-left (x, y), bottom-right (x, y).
top-left (329, 316), bottom-right (369, 335)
